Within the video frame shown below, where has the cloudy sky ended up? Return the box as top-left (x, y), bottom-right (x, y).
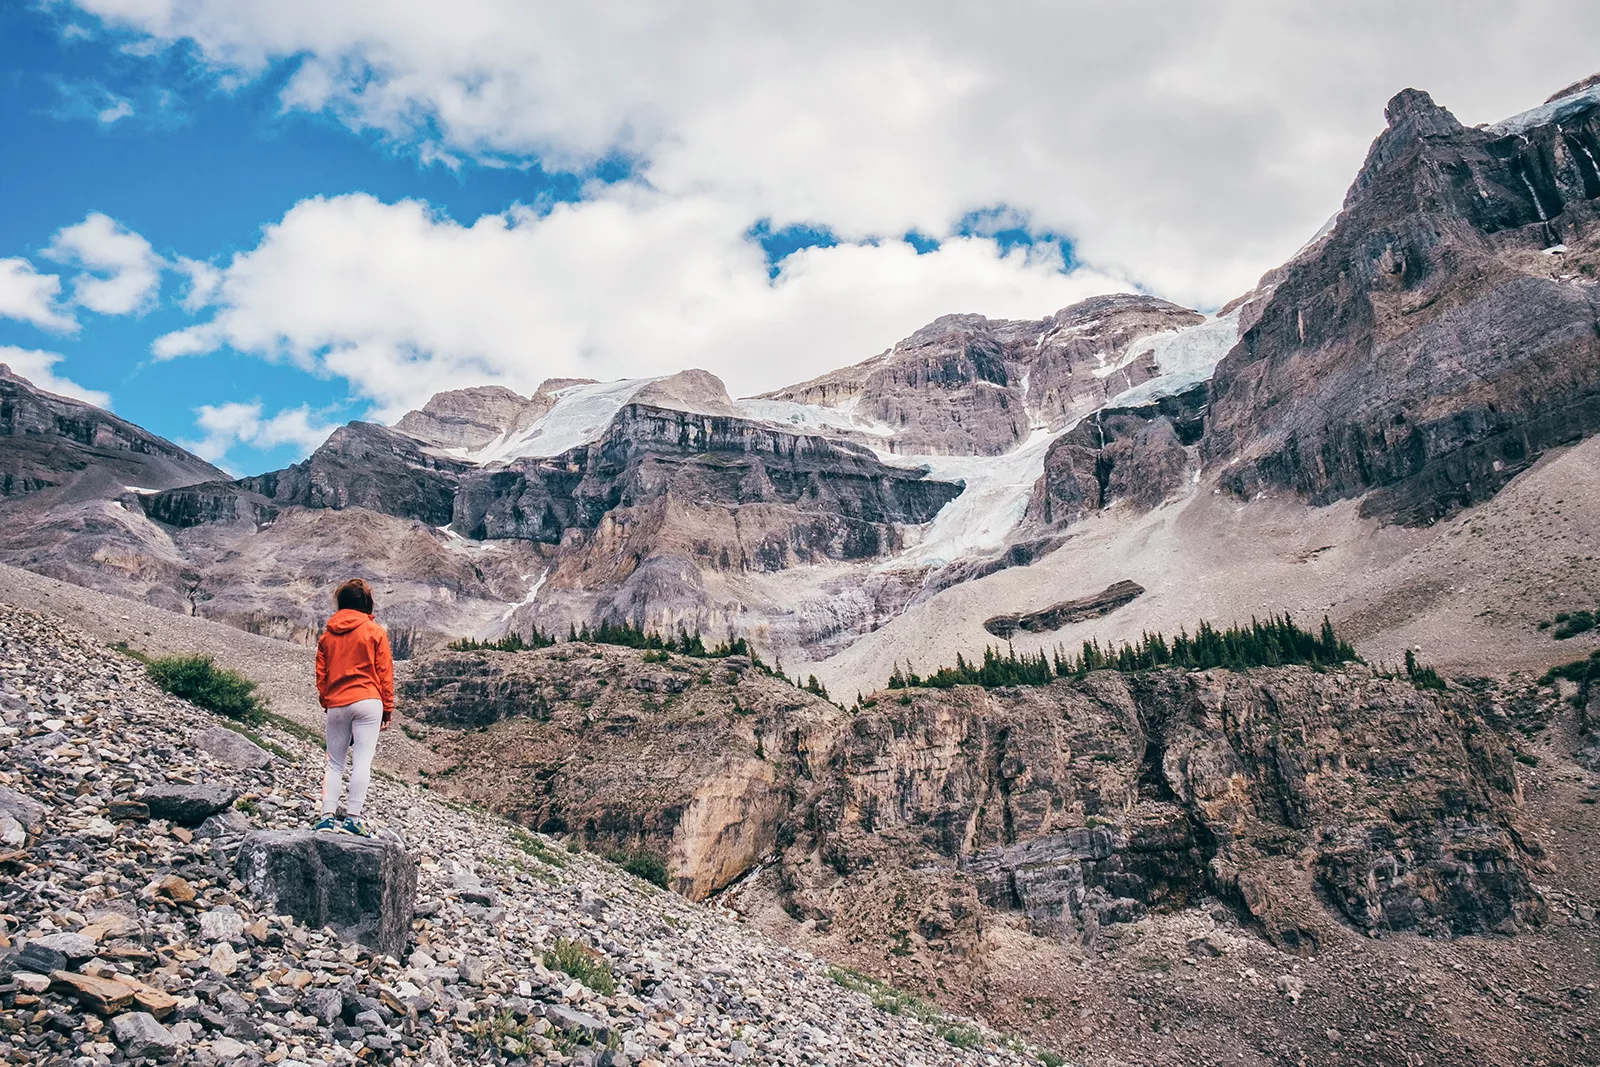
top-left (2, 2), bottom-right (1597, 472)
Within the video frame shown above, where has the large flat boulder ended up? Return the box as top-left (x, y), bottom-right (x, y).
top-left (235, 830), bottom-right (416, 958)
top-left (195, 725), bottom-right (273, 770)
top-left (139, 783), bottom-right (240, 827)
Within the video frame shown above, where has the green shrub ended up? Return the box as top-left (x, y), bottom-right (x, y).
top-left (1552, 610), bottom-right (1598, 640)
top-left (1040, 1054), bottom-right (1066, 1067)
top-left (146, 655), bottom-right (264, 722)
top-left (605, 849), bottom-right (669, 889)
top-left (941, 1025), bottom-right (983, 1049)
top-left (1404, 649), bottom-right (1448, 691)
top-left (543, 938), bottom-right (616, 995)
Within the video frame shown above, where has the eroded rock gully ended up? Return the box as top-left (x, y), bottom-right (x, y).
top-left (406, 646), bottom-right (1547, 955)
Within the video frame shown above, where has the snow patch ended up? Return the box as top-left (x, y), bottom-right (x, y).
top-left (879, 429), bottom-right (1059, 568)
top-left (472, 378), bottom-right (662, 462)
top-left (1107, 311), bottom-right (1240, 408)
top-left (1485, 84), bottom-right (1600, 139)
top-left (501, 569), bottom-right (549, 621)
top-left (736, 397), bottom-right (897, 440)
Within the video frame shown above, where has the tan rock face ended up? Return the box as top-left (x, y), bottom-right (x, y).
top-left (408, 644), bottom-right (1546, 956)
top-left (401, 644), bottom-right (847, 900)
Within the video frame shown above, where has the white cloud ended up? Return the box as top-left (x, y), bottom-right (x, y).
top-left (183, 400), bottom-right (339, 466)
top-left (0, 259), bottom-right (78, 333)
top-left (174, 256), bottom-right (222, 311)
top-left (44, 212), bottom-right (164, 316)
top-left (153, 190), bottom-right (1131, 418)
top-left (0, 346), bottom-right (112, 408)
top-left (67, 0), bottom-right (1600, 307)
top-left (97, 96), bottom-right (134, 124)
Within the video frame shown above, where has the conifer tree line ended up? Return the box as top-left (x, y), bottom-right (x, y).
top-left (450, 619), bottom-right (756, 660)
top-left (885, 614), bottom-right (1357, 690)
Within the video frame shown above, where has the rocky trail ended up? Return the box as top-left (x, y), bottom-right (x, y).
top-left (0, 603), bottom-right (1056, 1066)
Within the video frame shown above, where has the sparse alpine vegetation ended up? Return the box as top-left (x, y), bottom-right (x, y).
top-left (1539, 609), bottom-right (1598, 640)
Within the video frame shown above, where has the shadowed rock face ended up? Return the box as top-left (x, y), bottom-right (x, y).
top-left (1027, 384), bottom-right (1206, 529)
top-left (1205, 85), bottom-right (1600, 524)
top-left (408, 645), bottom-right (1546, 952)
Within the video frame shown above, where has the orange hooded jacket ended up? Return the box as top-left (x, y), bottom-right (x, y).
top-left (315, 609), bottom-right (395, 714)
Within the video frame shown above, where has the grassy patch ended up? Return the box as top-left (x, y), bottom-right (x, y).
top-left (146, 654), bottom-right (265, 723)
top-left (605, 848), bottom-right (669, 889)
top-left (543, 937), bottom-right (617, 996)
top-left (827, 968), bottom-right (941, 1024)
top-left (940, 1024), bottom-right (983, 1049)
top-left (510, 828), bottom-right (569, 869)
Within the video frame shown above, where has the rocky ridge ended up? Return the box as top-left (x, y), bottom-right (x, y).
top-left (0, 603), bottom-right (1058, 1066)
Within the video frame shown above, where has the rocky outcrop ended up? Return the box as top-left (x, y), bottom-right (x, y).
top-left (235, 830), bottom-right (418, 957)
top-left (758, 294), bottom-right (1205, 455)
top-left (401, 644), bottom-right (846, 901)
top-left (983, 579), bottom-right (1145, 638)
top-left (408, 643), bottom-right (1546, 954)
top-left (787, 667), bottom-right (1545, 954)
top-left (1026, 383), bottom-right (1205, 528)
top-left (0, 364), bottom-right (222, 501)
top-left (1205, 82), bottom-right (1600, 523)
top-left (453, 404), bottom-right (960, 553)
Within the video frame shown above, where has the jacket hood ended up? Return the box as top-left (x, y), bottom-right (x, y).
top-left (326, 608), bottom-right (373, 635)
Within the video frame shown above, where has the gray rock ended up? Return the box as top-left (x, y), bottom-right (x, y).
top-left (196, 809), bottom-right (252, 840)
top-left (30, 932), bottom-right (96, 962)
top-left (210, 1036), bottom-right (251, 1061)
top-left (541, 1003), bottom-right (611, 1044)
top-left (235, 829), bottom-right (417, 958)
top-left (14, 941), bottom-right (68, 974)
top-left (199, 904), bottom-right (244, 942)
top-left (140, 783), bottom-right (240, 827)
top-left (195, 725), bottom-right (273, 770)
top-left (0, 815), bottom-right (22, 848)
top-left (305, 988), bottom-right (344, 1026)
top-left (0, 785), bottom-right (43, 830)
top-left (112, 1011), bottom-right (178, 1058)
top-left (457, 955), bottom-right (487, 986)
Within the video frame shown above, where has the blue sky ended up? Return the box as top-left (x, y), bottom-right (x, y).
top-left (1, 2), bottom-right (1590, 475)
top-left (0, 4), bottom-right (603, 470)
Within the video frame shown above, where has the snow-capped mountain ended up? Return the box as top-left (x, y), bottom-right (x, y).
top-left (3, 74), bottom-right (1600, 696)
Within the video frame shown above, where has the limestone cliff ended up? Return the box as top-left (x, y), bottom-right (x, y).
top-left (405, 644), bottom-right (1547, 958)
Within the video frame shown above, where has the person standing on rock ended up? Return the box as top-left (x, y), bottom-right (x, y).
top-left (313, 578), bottom-right (393, 837)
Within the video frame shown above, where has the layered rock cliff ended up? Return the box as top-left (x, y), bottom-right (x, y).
top-left (404, 644), bottom-right (1547, 958)
top-left (754, 294), bottom-right (1205, 455)
top-left (1205, 84), bottom-right (1600, 524)
top-left (0, 363), bottom-right (223, 500)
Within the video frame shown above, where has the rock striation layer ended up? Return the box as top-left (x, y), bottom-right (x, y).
top-left (1206, 85), bottom-right (1600, 524)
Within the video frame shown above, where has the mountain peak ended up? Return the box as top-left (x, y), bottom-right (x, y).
top-left (1383, 88), bottom-right (1464, 137)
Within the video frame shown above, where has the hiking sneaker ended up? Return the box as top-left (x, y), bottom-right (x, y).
top-left (341, 816), bottom-right (376, 838)
top-left (313, 815), bottom-right (341, 833)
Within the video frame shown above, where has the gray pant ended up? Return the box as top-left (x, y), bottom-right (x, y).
top-left (322, 699), bottom-right (383, 818)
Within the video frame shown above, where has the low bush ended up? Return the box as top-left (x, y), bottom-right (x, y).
top-left (543, 938), bottom-right (616, 996)
top-left (146, 654), bottom-right (265, 722)
top-left (605, 849), bottom-right (669, 889)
